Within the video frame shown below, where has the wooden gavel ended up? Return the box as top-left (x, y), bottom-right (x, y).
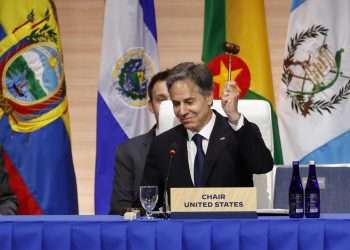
top-left (223, 42), bottom-right (240, 81)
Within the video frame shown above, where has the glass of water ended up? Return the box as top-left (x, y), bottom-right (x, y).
top-left (139, 186), bottom-right (158, 219)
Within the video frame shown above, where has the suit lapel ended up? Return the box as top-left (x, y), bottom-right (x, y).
top-left (141, 128), bottom-right (155, 150)
top-left (173, 126), bottom-right (194, 186)
top-left (202, 113), bottom-right (231, 185)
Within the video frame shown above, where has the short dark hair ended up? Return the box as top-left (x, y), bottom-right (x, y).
top-left (148, 69), bottom-right (170, 100)
top-left (166, 62), bottom-right (213, 96)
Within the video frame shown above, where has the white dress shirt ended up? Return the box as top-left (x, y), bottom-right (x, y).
top-left (186, 111), bottom-right (244, 184)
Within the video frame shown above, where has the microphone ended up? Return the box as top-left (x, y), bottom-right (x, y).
top-left (164, 142), bottom-right (177, 215)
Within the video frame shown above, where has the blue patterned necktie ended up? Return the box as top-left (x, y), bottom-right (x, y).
top-left (192, 134), bottom-right (205, 186)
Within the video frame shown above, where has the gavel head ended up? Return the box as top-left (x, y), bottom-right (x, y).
top-left (224, 42), bottom-right (240, 55)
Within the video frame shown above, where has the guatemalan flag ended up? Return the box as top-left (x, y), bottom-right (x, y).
top-left (0, 0), bottom-right (78, 214)
top-left (277, 0), bottom-right (350, 164)
top-left (95, 0), bottom-right (159, 214)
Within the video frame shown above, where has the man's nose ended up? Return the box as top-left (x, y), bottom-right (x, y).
top-left (178, 103), bottom-right (187, 116)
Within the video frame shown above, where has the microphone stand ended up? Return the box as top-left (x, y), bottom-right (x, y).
top-left (164, 144), bottom-right (176, 218)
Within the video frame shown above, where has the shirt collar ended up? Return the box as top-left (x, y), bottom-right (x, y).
top-left (155, 126), bottom-right (160, 136)
top-left (187, 112), bottom-right (216, 141)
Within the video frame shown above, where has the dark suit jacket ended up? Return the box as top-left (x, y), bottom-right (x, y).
top-left (142, 111), bottom-right (274, 209)
top-left (110, 129), bottom-right (155, 215)
top-left (0, 147), bottom-right (17, 215)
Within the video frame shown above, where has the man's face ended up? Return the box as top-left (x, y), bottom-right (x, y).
top-left (148, 80), bottom-right (170, 124)
top-left (169, 79), bottom-right (213, 132)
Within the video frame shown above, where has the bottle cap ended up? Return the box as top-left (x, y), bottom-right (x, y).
top-left (292, 160), bottom-right (299, 165)
top-left (309, 160), bottom-right (315, 165)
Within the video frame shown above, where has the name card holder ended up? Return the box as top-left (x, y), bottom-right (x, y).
top-left (170, 187), bottom-right (257, 219)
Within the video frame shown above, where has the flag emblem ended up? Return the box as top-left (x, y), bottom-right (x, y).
top-left (4, 44), bottom-right (63, 105)
top-left (207, 54), bottom-right (251, 99)
top-left (1, 8), bottom-right (65, 121)
top-left (112, 48), bottom-right (155, 107)
top-left (282, 25), bottom-right (350, 117)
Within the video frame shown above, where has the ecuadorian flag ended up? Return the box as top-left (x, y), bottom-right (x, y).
top-left (95, 0), bottom-right (159, 214)
top-left (202, 0), bottom-right (283, 164)
top-left (0, 0), bottom-right (78, 214)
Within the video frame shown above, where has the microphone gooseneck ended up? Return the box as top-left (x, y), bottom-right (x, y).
top-left (164, 142), bottom-right (177, 214)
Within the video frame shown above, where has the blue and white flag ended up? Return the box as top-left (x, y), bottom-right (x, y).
top-left (277, 0), bottom-right (350, 164)
top-left (95, 0), bottom-right (159, 214)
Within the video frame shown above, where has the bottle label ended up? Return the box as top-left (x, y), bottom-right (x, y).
top-left (305, 193), bottom-right (320, 214)
top-left (296, 208), bottom-right (303, 213)
top-left (289, 193), bottom-right (304, 214)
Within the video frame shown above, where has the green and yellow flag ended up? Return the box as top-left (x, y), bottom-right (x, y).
top-left (202, 0), bottom-right (283, 164)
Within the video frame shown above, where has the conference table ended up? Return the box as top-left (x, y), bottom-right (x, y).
top-left (0, 214), bottom-right (349, 250)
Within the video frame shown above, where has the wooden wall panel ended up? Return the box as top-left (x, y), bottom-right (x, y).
top-left (54, 0), bottom-right (290, 214)
top-left (55, 0), bottom-right (103, 214)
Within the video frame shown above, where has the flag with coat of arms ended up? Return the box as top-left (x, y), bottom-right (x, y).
top-left (277, 0), bottom-right (350, 164)
top-left (0, 0), bottom-right (78, 214)
top-left (95, 0), bottom-right (159, 214)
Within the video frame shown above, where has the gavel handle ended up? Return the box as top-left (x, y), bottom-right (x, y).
top-left (228, 54), bottom-right (232, 81)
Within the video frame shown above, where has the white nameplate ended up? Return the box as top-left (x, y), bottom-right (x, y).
top-left (170, 187), bottom-right (256, 212)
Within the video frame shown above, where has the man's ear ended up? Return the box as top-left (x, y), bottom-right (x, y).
top-left (207, 93), bottom-right (213, 106)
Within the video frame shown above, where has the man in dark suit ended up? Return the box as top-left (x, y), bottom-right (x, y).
top-left (110, 70), bottom-right (170, 215)
top-left (0, 147), bottom-right (17, 215)
top-left (142, 62), bottom-right (273, 209)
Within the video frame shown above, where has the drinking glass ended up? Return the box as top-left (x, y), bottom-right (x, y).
top-left (139, 186), bottom-right (158, 219)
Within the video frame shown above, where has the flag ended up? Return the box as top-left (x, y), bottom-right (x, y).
top-left (0, 0), bottom-right (78, 214)
top-left (202, 0), bottom-right (283, 164)
top-left (277, 0), bottom-right (350, 164)
top-left (95, 0), bottom-right (159, 214)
